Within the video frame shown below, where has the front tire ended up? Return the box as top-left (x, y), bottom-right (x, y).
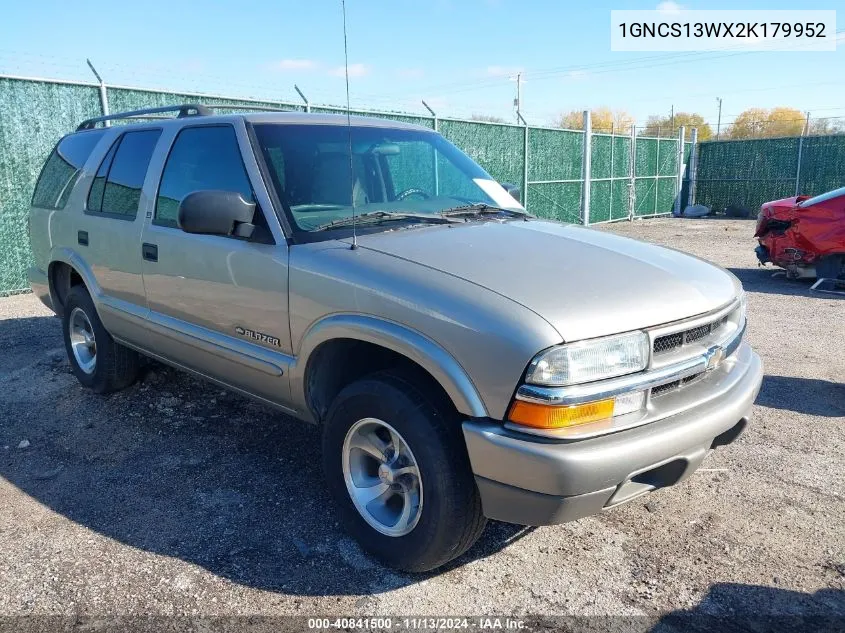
top-left (62, 285), bottom-right (140, 393)
top-left (322, 371), bottom-right (486, 572)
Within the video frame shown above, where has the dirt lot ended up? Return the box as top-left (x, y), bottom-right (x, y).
top-left (1, 218), bottom-right (843, 629)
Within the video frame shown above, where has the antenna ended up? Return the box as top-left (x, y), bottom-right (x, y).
top-left (341, 0), bottom-right (357, 250)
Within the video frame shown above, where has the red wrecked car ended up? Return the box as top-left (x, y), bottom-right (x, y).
top-left (754, 186), bottom-right (845, 280)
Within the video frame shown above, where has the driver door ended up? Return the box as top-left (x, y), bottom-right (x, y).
top-left (139, 122), bottom-right (294, 408)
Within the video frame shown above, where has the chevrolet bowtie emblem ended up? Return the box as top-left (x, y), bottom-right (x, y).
top-left (704, 345), bottom-right (725, 371)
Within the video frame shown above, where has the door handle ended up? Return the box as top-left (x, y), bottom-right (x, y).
top-left (77, 231), bottom-right (88, 246)
top-left (142, 243), bottom-right (158, 262)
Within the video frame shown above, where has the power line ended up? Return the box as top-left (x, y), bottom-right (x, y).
top-left (393, 29), bottom-right (845, 100)
top-left (403, 34), bottom-right (831, 98)
top-left (3, 33), bottom-right (845, 127)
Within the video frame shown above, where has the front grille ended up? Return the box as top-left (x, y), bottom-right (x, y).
top-left (653, 332), bottom-right (682, 353)
top-left (685, 323), bottom-right (712, 344)
top-left (682, 372), bottom-right (705, 385)
top-left (653, 315), bottom-right (730, 356)
top-left (651, 380), bottom-right (681, 397)
top-left (650, 371), bottom-right (704, 398)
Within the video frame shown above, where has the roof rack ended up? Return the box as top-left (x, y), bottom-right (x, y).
top-left (204, 104), bottom-right (293, 113)
top-left (76, 104), bottom-right (212, 131)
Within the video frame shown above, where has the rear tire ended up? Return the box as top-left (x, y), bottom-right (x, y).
top-left (62, 285), bottom-right (140, 393)
top-left (322, 370), bottom-right (486, 572)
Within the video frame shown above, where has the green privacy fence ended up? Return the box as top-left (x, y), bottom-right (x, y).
top-left (694, 135), bottom-right (845, 213)
top-left (0, 75), bottom-right (687, 296)
top-left (0, 79), bottom-right (100, 295)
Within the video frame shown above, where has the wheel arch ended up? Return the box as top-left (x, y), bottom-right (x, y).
top-left (47, 249), bottom-right (101, 319)
top-left (290, 314), bottom-right (488, 423)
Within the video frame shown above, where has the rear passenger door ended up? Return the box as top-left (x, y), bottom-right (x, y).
top-left (139, 122), bottom-right (292, 407)
top-left (75, 127), bottom-right (161, 346)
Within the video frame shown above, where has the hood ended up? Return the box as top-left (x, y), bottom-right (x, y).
top-left (354, 219), bottom-right (739, 342)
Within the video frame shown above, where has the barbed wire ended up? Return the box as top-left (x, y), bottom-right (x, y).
top-left (0, 50), bottom-right (439, 113)
top-left (3, 50), bottom-right (845, 140)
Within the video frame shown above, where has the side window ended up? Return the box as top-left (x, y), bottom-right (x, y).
top-left (32, 130), bottom-right (106, 210)
top-left (155, 125), bottom-right (254, 227)
top-left (87, 129), bottom-right (161, 218)
top-left (87, 139), bottom-right (118, 212)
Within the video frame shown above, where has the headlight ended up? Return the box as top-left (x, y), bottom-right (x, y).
top-left (525, 331), bottom-right (649, 386)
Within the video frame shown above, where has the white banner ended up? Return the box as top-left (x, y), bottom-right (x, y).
top-left (611, 10), bottom-right (837, 52)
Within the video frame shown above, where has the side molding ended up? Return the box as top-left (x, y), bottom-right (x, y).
top-left (289, 314), bottom-right (488, 420)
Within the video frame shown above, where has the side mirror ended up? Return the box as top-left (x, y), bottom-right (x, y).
top-left (178, 190), bottom-right (256, 238)
top-left (499, 182), bottom-right (521, 204)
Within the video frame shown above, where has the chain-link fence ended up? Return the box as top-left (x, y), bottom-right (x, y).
top-left (0, 75), bottom-right (687, 296)
top-left (694, 134), bottom-right (845, 214)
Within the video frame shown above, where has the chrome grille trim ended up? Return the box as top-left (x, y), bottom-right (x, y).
top-left (516, 355), bottom-right (707, 406)
top-left (654, 316), bottom-right (728, 354)
top-left (647, 299), bottom-right (742, 367)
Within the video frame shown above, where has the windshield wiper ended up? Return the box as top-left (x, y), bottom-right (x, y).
top-left (313, 211), bottom-right (457, 231)
top-left (440, 203), bottom-right (529, 219)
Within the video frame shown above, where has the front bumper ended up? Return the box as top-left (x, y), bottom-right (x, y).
top-left (462, 342), bottom-right (763, 526)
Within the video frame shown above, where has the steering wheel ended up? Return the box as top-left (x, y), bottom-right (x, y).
top-left (395, 187), bottom-right (431, 201)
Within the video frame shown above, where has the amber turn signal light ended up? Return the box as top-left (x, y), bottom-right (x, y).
top-left (507, 398), bottom-right (615, 430)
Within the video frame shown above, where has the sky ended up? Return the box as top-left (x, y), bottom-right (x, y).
top-left (0, 0), bottom-right (843, 130)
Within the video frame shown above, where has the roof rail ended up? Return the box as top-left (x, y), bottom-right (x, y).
top-left (205, 104), bottom-right (293, 113)
top-left (76, 104), bottom-right (211, 131)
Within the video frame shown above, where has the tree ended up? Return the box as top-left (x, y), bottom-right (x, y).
top-left (728, 107), bottom-right (806, 139)
top-left (471, 113), bottom-right (507, 123)
top-left (809, 117), bottom-right (845, 135)
top-left (643, 112), bottom-right (712, 140)
top-left (556, 108), bottom-right (634, 133)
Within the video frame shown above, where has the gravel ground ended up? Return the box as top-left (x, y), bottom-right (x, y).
top-left (0, 218), bottom-right (843, 630)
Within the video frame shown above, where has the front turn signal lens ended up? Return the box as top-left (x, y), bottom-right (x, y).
top-left (508, 398), bottom-right (615, 430)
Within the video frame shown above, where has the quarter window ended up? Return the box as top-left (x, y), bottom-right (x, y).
top-left (155, 125), bottom-right (254, 227)
top-left (87, 129), bottom-right (161, 217)
top-left (87, 139), bottom-right (118, 212)
top-left (32, 130), bottom-right (106, 210)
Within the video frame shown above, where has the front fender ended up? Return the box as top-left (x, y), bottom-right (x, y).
top-left (288, 313), bottom-right (488, 420)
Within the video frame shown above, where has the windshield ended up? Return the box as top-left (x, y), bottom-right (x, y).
top-left (252, 123), bottom-right (524, 233)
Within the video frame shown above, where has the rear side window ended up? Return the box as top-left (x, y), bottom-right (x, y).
top-left (155, 125), bottom-right (253, 226)
top-left (87, 129), bottom-right (161, 218)
top-left (32, 130), bottom-right (106, 210)
top-left (87, 140), bottom-right (119, 212)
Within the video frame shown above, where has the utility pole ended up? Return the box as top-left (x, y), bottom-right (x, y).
top-left (670, 104), bottom-right (674, 135)
top-left (803, 111), bottom-right (811, 136)
top-left (514, 72), bottom-right (522, 124)
top-left (716, 97), bottom-right (723, 140)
